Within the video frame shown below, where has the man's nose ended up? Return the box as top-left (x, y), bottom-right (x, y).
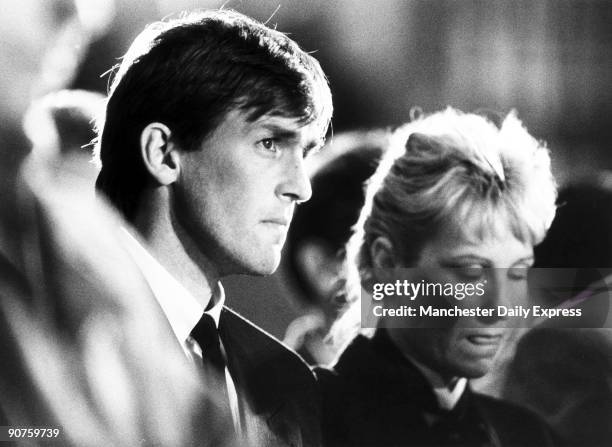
top-left (276, 154), bottom-right (312, 203)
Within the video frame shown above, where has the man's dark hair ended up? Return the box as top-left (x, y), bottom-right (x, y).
top-left (95, 9), bottom-right (332, 221)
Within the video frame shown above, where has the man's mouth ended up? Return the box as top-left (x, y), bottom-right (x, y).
top-left (262, 218), bottom-right (289, 226)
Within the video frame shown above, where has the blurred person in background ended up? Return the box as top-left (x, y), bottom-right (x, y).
top-left (282, 130), bottom-right (387, 365)
top-left (94, 9), bottom-right (332, 447)
top-left (505, 176), bottom-right (612, 447)
top-left (0, 1), bottom-right (236, 446)
top-left (23, 89), bottom-right (104, 187)
top-left (316, 108), bottom-right (557, 446)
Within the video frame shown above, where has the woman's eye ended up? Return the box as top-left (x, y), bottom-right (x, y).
top-left (456, 265), bottom-right (485, 280)
top-left (508, 266), bottom-right (529, 280)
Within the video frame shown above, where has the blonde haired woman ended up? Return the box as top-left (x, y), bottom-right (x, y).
top-left (316, 108), bottom-right (557, 447)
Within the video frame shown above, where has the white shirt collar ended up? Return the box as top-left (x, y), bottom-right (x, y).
top-left (119, 228), bottom-right (224, 346)
top-left (408, 355), bottom-right (468, 411)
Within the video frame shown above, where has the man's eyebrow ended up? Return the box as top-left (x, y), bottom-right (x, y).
top-left (259, 124), bottom-right (300, 139)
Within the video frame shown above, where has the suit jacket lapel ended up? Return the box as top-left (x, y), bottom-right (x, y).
top-left (218, 306), bottom-right (319, 447)
top-left (219, 307), bottom-right (285, 414)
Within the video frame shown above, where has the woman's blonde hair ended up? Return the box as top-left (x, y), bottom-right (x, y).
top-left (333, 107), bottom-right (557, 345)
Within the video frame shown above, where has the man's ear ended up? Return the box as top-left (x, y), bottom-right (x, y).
top-left (370, 236), bottom-right (397, 270)
top-left (140, 122), bottom-right (180, 185)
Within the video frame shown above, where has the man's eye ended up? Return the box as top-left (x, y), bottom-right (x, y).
top-left (259, 138), bottom-right (278, 151)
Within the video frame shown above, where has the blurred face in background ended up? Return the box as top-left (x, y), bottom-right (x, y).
top-left (387, 220), bottom-right (534, 381)
top-left (294, 240), bottom-right (348, 319)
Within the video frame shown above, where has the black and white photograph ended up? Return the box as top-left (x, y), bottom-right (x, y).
top-left (1, 1), bottom-right (611, 446)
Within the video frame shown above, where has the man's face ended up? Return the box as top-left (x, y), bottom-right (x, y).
top-left (393, 222), bottom-right (534, 380)
top-left (173, 108), bottom-right (323, 276)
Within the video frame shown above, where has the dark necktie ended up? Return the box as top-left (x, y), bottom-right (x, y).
top-left (190, 313), bottom-right (232, 415)
top-left (190, 313), bottom-right (226, 375)
top-left (191, 313), bottom-right (245, 436)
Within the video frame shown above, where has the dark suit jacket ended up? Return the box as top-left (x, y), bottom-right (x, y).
top-left (315, 330), bottom-right (554, 447)
top-left (219, 306), bottom-right (321, 447)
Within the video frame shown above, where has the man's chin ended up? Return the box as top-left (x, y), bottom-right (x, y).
top-left (239, 252), bottom-right (282, 276)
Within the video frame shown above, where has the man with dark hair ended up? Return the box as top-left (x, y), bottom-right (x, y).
top-left (95, 9), bottom-right (332, 447)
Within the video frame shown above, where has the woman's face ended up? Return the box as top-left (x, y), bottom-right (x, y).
top-left (390, 221), bottom-right (534, 381)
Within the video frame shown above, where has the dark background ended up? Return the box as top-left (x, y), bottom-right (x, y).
top-left (67, 0), bottom-right (612, 338)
